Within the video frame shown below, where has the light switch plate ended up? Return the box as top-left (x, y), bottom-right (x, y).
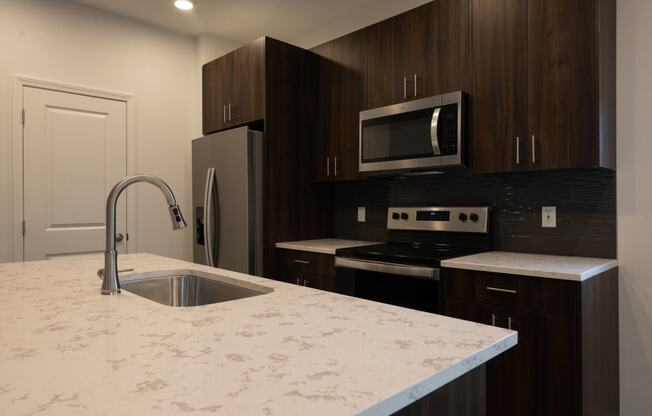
top-left (542, 206), bottom-right (556, 228)
top-left (357, 207), bottom-right (366, 222)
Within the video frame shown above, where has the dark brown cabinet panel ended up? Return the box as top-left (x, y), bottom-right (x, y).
top-left (279, 249), bottom-right (337, 292)
top-left (202, 57), bottom-right (230, 134)
top-left (311, 29), bottom-right (367, 182)
top-left (443, 268), bottom-right (618, 416)
top-left (366, 1), bottom-right (470, 109)
top-left (527, 0), bottom-right (595, 170)
top-left (471, 0), bottom-right (615, 173)
top-left (471, 0), bottom-right (528, 174)
top-left (230, 38), bottom-right (265, 127)
top-left (202, 39), bottom-right (264, 134)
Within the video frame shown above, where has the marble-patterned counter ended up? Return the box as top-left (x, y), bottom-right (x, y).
top-left (0, 253), bottom-right (516, 416)
top-left (275, 239), bottom-right (379, 255)
top-left (442, 251), bottom-right (618, 281)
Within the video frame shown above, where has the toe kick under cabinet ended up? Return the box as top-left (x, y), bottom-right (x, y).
top-left (442, 268), bottom-right (619, 416)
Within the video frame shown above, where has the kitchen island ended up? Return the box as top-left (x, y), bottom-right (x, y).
top-left (0, 253), bottom-right (516, 415)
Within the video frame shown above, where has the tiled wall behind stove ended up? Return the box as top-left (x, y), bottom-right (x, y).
top-left (333, 169), bottom-right (616, 258)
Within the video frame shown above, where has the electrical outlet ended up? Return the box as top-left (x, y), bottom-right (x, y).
top-left (542, 206), bottom-right (556, 228)
top-left (357, 207), bottom-right (366, 222)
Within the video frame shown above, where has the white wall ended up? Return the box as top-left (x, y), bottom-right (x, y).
top-left (618, 0), bottom-right (652, 414)
top-left (0, 0), bottom-right (198, 263)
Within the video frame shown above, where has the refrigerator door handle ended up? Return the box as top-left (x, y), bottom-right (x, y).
top-left (203, 167), bottom-right (216, 267)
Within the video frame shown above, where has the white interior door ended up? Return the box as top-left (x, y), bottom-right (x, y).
top-left (23, 86), bottom-right (128, 260)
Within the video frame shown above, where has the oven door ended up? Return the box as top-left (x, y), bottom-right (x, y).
top-left (335, 257), bottom-right (441, 313)
top-left (359, 92), bottom-right (464, 173)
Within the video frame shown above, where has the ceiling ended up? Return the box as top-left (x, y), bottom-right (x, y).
top-left (70, 0), bottom-right (387, 43)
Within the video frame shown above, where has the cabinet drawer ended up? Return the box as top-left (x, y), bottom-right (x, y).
top-left (280, 249), bottom-right (335, 277)
top-left (443, 268), bottom-right (578, 317)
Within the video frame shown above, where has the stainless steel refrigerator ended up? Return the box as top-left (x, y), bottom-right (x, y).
top-left (192, 126), bottom-right (263, 275)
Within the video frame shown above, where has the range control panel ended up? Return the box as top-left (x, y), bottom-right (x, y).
top-left (387, 206), bottom-right (489, 234)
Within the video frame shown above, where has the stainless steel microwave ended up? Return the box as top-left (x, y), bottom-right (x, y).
top-left (359, 91), bottom-right (466, 174)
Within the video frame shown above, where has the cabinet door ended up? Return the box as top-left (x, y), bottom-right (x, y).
top-left (202, 57), bottom-right (229, 134)
top-left (431, 0), bottom-right (472, 95)
top-left (527, 0), bottom-right (595, 170)
top-left (314, 30), bottom-right (367, 182)
top-left (230, 38), bottom-right (265, 127)
top-left (366, 10), bottom-right (415, 108)
top-left (503, 308), bottom-right (578, 416)
top-left (444, 299), bottom-right (508, 416)
top-left (471, 0), bottom-right (528, 173)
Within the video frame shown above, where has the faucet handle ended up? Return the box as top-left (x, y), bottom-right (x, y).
top-left (97, 267), bottom-right (134, 279)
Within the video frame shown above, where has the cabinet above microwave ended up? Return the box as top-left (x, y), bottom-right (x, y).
top-left (359, 91), bottom-right (467, 175)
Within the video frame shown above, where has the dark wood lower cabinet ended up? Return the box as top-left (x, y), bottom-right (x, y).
top-left (278, 249), bottom-right (337, 292)
top-left (392, 364), bottom-right (486, 416)
top-left (443, 268), bottom-right (618, 416)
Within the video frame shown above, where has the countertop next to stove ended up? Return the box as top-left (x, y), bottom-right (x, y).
top-left (0, 253), bottom-right (516, 416)
top-left (275, 239), bottom-right (380, 255)
top-left (442, 251), bottom-right (618, 281)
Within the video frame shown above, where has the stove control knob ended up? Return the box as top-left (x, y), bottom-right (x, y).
top-left (458, 213), bottom-right (468, 222)
top-left (392, 212), bottom-right (400, 220)
top-left (400, 212), bottom-right (409, 220)
top-left (470, 213), bottom-right (479, 222)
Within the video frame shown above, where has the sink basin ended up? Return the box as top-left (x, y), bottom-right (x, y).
top-left (120, 269), bottom-right (273, 307)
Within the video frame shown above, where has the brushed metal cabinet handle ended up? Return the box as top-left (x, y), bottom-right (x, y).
top-left (507, 317), bottom-right (514, 330)
top-left (223, 105), bottom-right (226, 123)
top-left (296, 277), bottom-right (301, 285)
top-left (303, 279), bottom-right (310, 287)
top-left (334, 157), bottom-right (339, 176)
top-left (516, 136), bottom-right (520, 165)
top-left (531, 135), bottom-right (536, 163)
top-left (486, 286), bottom-right (518, 295)
top-left (403, 76), bottom-right (408, 99)
top-left (491, 313), bottom-right (497, 326)
top-left (293, 259), bottom-right (310, 264)
top-left (326, 156), bottom-right (331, 177)
top-left (228, 103), bottom-right (233, 122)
top-left (414, 74), bottom-right (418, 97)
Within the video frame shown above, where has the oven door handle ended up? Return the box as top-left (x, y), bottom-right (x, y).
top-left (335, 257), bottom-right (439, 280)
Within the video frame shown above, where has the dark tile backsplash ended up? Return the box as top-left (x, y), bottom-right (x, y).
top-left (333, 169), bottom-right (616, 258)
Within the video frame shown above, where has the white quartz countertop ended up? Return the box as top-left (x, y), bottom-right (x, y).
top-left (0, 253), bottom-right (515, 416)
top-left (275, 239), bottom-right (380, 255)
top-left (442, 251), bottom-right (618, 281)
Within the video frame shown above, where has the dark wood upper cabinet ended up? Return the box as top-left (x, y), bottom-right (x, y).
top-left (471, 0), bottom-right (528, 174)
top-left (202, 39), bottom-right (264, 134)
top-left (472, 0), bottom-right (615, 173)
top-left (366, 1), bottom-right (470, 109)
top-left (202, 56), bottom-right (230, 134)
top-left (311, 28), bottom-right (368, 182)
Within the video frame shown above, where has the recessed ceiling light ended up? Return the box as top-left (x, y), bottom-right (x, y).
top-left (174, 0), bottom-right (194, 11)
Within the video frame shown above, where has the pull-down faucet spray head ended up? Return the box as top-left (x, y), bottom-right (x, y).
top-left (168, 204), bottom-right (187, 230)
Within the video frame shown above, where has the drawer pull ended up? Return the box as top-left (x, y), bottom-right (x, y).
top-left (486, 286), bottom-right (517, 295)
top-left (491, 313), bottom-right (497, 326)
top-left (507, 317), bottom-right (514, 330)
top-left (296, 277), bottom-right (301, 285)
top-left (293, 260), bottom-right (310, 265)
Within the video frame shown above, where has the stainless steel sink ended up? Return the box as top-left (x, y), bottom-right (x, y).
top-left (120, 269), bottom-right (273, 307)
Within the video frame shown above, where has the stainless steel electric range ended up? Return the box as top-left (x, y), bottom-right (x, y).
top-left (335, 206), bottom-right (491, 313)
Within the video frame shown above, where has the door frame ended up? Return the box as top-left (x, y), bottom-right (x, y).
top-left (11, 74), bottom-right (137, 261)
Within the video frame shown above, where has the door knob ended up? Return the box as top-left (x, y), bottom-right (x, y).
top-left (116, 233), bottom-right (124, 242)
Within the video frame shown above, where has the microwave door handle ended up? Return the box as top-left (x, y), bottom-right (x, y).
top-left (430, 107), bottom-right (442, 156)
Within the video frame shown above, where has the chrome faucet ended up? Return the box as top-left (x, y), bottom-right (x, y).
top-left (101, 174), bottom-right (187, 295)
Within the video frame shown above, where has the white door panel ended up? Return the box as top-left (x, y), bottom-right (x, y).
top-left (23, 86), bottom-right (128, 260)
